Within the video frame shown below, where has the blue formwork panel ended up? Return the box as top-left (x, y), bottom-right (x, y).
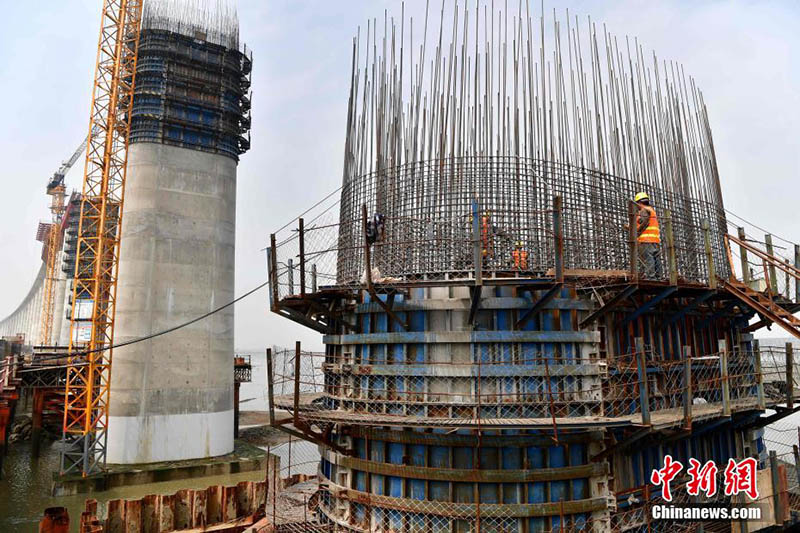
top-left (431, 446), bottom-right (450, 468)
top-left (479, 483), bottom-right (498, 503)
top-left (371, 474), bottom-right (385, 495)
top-left (355, 471), bottom-right (367, 492)
top-left (409, 444), bottom-right (426, 466)
top-left (549, 445), bottom-right (567, 503)
top-left (454, 482), bottom-right (473, 502)
top-left (479, 446), bottom-right (498, 469)
top-left (371, 441), bottom-right (385, 462)
top-left (503, 447), bottom-right (522, 469)
top-left (388, 476), bottom-right (402, 497)
top-left (355, 438), bottom-right (367, 459)
top-left (430, 481), bottom-right (448, 501)
top-left (410, 479), bottom-right (425, 500)
top-left (571, 444), bottom-right (588, 500)
top-left (388, 442), bottom-right (403, 464)
top-left (528, 517), bottom-right (547, 532)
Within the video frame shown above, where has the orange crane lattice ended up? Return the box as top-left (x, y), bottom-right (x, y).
top-left (38, 134), bottom-right (92, 347)
top-left (61, 0), bottom-right (143, 476)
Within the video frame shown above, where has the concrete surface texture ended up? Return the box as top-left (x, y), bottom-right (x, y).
top-left (108, 142), bottom-right (237, 464)
top-left (55, 275), bottom-right (71, 346)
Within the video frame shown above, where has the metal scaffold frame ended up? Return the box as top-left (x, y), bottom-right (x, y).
top-left (39, 193), bottom-right (64, 346)
top-left (62, 0), bottom-right (143, 477)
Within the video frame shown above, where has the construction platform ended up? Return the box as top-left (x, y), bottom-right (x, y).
top-left (51, 440), bottom-right (268, 497)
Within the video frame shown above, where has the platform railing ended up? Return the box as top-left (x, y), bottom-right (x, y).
top-left (726, 231), bottom-right (800, 304)
top-left (266, 343), bottom-right (796, 432)
top-left (268, 161), bottom-right (731, 308)
top-left (269, 204), bottom-right (724, 304)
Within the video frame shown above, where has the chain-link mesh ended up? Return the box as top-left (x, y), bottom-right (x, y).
top-left (270, 344), bottom-right (796, 430)
top-left (264, 342), bottom-right (800, 531)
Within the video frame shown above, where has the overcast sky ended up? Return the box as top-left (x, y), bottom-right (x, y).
top-left (0, 1), bottom-right (797, 351)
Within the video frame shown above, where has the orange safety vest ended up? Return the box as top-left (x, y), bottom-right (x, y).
top-left (481, 215), bottom-right (491, 257)
top-left (638, 205), bottom-right (661, 244)
top-left (512, 249), bottom-right (528, 270)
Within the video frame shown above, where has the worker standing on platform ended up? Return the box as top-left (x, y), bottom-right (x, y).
top-left (633, 192), bottom-right (662, 279)
top-left (512, 241), bottom-right (528, 270)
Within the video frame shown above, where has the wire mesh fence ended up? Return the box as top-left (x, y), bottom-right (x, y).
top-left (760, 345), bottom-right (800, 403)
top-left (268, 343), bottom-right (800, 433)
top-left (263, 342), bottom-right (800, 531)
top-left (274, 346), bottom-right (800, 425)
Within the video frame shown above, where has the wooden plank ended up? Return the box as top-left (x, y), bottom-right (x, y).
top-left (329, 482), bottom-right (607, 518)
top-left (332, 454), bottom-right (607, 483)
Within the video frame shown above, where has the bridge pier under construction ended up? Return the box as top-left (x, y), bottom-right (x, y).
top-left (263, 3), bottom-right (800, 530)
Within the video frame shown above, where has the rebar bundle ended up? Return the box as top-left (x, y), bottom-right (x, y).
top-left (335, 1), bottom-right (728, 285)
top-left (143, 0), bottom-right (239, 50)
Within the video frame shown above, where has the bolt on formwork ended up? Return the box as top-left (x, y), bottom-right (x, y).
top-left (264, 2), bottom-right (800, 532)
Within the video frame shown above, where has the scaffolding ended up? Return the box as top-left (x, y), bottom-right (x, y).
top-left (131, 27), bottom-right (252, 159)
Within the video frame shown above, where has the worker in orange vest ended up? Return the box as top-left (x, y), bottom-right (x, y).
top-left (512, 241), bottom-right (528, 270)
top-left (634, 192), bottom-right (662, 279)
top-left (481, 211), bottom-right (493, 259)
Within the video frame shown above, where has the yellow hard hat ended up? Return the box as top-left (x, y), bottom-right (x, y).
top-left (634, 192), bottom-right (649, 203)
top-left (516, 241), bottom-right (523, 247)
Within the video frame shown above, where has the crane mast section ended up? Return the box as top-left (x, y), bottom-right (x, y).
top-left (62, 0), bottom-right (143, 476)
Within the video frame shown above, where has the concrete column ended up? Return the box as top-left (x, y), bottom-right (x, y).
top-left (50, 276), bottom-right (66, 346)
top-left (108, 144), bottom-right (236, 464)
top-left (56, 280), bottom-right (73, 346)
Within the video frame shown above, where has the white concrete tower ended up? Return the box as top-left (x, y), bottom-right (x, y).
top-left (108, 0), bottom-right (251, 464)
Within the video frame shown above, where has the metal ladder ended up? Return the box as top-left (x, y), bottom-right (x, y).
top-left (723, 233), bottom-right (800, 339)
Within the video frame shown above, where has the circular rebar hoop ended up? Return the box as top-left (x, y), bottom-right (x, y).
top-left (337, 157), bottom-right (728, 285)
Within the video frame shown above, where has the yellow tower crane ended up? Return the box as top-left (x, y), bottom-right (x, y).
top-left (61, 0), bottom-right (143, 476)
top-left (37, 133), bottom-right (92, 347)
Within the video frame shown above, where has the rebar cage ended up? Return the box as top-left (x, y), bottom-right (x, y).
top-left (336, 157), bottom-right (728, 287)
